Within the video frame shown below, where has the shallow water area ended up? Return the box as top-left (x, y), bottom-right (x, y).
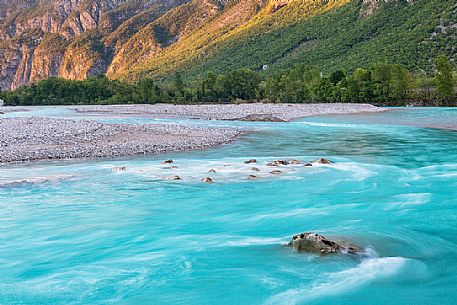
top-left (1, 107), bottom-right (457, 304)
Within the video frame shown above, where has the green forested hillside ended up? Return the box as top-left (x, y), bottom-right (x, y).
top-left (122, 0), bottom-right (456, 81)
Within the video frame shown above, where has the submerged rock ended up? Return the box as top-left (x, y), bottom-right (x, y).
top-left (288, 233), bottom-right (362, 255)
top-left (208, 169), bottom-right (217, 173)
top-left (162, 166), bottom-right (178, 170)
top-left (251, 167), bottom-right (260, 172)
top-left (112, 166), bottom-right (127, 171)
top-left (244, 159), bottom-right (257, 164)
top-left (312, 158), bottom-right (333, 164)
top-left (166, 175), bottom-right (181, 181)
top-left (289, 160), bottom-right (301, 165)
top-left (202, 177), bottom-right (214, 183)
top-left (270, 170), bottom-right (283, 175)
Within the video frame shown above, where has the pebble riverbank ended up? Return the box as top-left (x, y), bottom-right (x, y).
top-left (0, 103), bottom-right (385, 164)
top-left (72, 103), bottom-right (385, 121)
top-left (0, 117), bottom-right (241, 164)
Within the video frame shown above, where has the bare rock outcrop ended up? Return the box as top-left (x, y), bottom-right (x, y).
top-left (0, 0), bottom-right (188, 90)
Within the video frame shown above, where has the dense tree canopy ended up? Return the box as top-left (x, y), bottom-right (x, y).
top-left (1, 56), bottom-right (455, 107)
top-left (435, 55), bottom-right (455, 100)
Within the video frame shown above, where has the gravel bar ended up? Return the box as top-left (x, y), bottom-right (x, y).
top-left (0, 117), bottom-right (241, 164)
top-left (72, 103), bottom-right (385, 121)
top-left (0, 103), bottom-right (385, 164)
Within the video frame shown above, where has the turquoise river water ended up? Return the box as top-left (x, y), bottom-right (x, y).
top-left (1, 107), bottom-right (457, 304)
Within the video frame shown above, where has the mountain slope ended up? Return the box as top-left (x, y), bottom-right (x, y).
top-left (0, 0), bottom-right (188, 90)
top-left (0, 0), bottom-right (456, 91)
top-left (121, 0), bottom-right (456, 81)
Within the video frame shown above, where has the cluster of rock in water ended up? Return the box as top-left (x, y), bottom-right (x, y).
top-left (112, 157), bottom-right (334, 183)
top-left (116, 158), bottom-right (362, 256)
top-left (113, 158), bottom-right (363, 256)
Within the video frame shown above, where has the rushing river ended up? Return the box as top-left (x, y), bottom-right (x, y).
top-left (1, 107), bottom-right (457, 304)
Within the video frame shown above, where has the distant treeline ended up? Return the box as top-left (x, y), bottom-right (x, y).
top-left (1, 55), bottom-right (456, 106)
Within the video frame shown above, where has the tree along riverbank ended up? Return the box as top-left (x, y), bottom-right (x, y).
top-left (1, 56), bottom-right (455, 107)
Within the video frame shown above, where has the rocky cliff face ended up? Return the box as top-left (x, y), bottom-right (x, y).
top-left (0, 0), bottom-right (248, 90)
top-left (107, 0), bottom-right (228, 76)
top-left (0, 0), bottom-right (189, 90)
top-left (29, 34), bottom-right (67, 84)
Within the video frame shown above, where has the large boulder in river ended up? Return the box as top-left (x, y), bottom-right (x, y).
top-left (288, 233), bottom-right (362, 255)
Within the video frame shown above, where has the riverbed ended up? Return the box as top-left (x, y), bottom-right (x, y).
top-left (1, 107), bottom-right (457, 304)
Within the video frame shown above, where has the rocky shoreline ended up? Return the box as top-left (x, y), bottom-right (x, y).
top-left (0, 117), bottom-right (241, 164)
top-left (72, 103), bottom-right (386, 122)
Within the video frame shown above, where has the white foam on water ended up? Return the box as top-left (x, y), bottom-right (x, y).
top-left (331, 162), bottom-right (377, 181)
top-left (261, 276), bottom-right (284, 289)
top-left (184, 261), bottom-right (193, 270)
top-left (404, 163), bottom-right (457, 183)
top-left (419, 163), bottom-right (457, 171)
top-left (266, 257), bottom-right (408, 305)
top-left (433, 172), bottom-right (457, 178)
top-left (0, 174), bottom-right (75, 188)
top-left (161, 234), bottom-right (287, 248)
top-left (222, 237), bottom-right (286, 247)
top-left (249, 208), bottom-right (332, 221)
top-left (385, 193), bottom-right (432, 209)
top-left (125, 158), bottom-right (317, 183)
top-left (101, 157), bottom-right (380, 185)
